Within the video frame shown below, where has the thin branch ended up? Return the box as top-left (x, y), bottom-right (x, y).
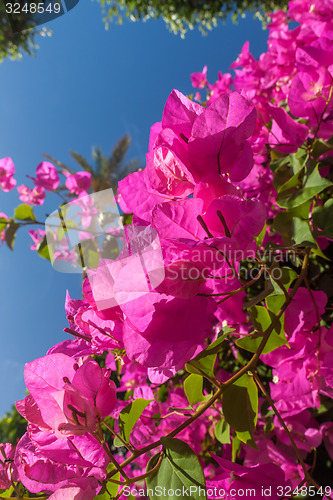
top-left (102, 420), bottom-right (135, 452)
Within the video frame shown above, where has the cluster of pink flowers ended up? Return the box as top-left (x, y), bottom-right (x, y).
top-left (1, 0), bottom-right (333, 498)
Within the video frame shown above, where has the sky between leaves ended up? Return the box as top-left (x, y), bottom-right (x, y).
top-left (0, 0), bottom-right (268, 415)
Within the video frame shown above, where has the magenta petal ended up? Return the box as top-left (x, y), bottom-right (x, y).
top-left (70, 361), bottom-right (117, 418)
top-left (16, 395), bottom-right (51, 431)
top-left (204, 195), bottom-right (266, 242)
top-left (118, 169), bottom-right (173, 222)
top-left (48, 483), bottom-right (99, 500)
top-left (188, 92), bottom-right (256, 182)
top-left (162, 89), bottom-right (204, 138)
top-left (152, 198), bottom-right (205, 240)
top-left (122, 294), bottom-right (216, 370)
top-left (146, 146), bottom-right (194, 197)
top-left (268, 104), bottom-right (309, 153)
top-left (24, 354), bottom-right (76, 430)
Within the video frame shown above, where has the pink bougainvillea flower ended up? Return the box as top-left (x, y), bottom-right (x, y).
top-left (152, 197), bottom-right (206, 241)
top-left (152, 195), bottom-right (266, 260)
top-left (321, 351), bottom-right (333, 390)
top-left (194, 173), bottom-right (238, 210)
top-left (21, 354), bottom-right (117, 436)
top-left (0, 442), bottom-right (18, 489)
top-left (0, 212), bottom-right (8, 243)
top-left (207, 71), bottom-right (233, 105)
top-left (288, 71), bottom-right (327, 126)
top-left (162, 89), bottom-right (204, 139)
top-left (14, 432), bottom-right (107, 496)
top-left (48, 481), bottom-right (99, 500)
top-left (16, 394), bottom-right (52, 432)
top-left (284, 287), bottom-right (327, 341)
top-left (208, 455), bottom-right (291, 500)
top-left (121, 291), bottom-right (216, 379)
top-left (148, 121), bottom-right (162, 151)
top-left (190, 65), bottom-right (208, 89)
top-left (146, 145), bottom-right (194, 197)
top-left (69, 190), bottom-right (99, 228)
top-left (188, 92), bottom-right (257, 183)
top-left (230, 41), bottom-right (256, 70)
top-left (273, 410), bottom-right (322, 453)
top-left (243, 432), bottom-right (304, 488)
top-left (85, 224), bottom-right (165, 320)
top-left (17, 184), bottom-right (46, 205)
top-left (27, 228), bottom-right (46, 249)
top-left (268, 104), bottom-right (309, 153)
top-left (33, 161), bottom-right (59, 191)
top-left (321, 422), bottom-right (333, 460)
top-left (118, 169), bottom-right (174, 222)
top-left (68, 305), bottom-right (124, 353)
top-left (203, 195), bottom-right (266, 246)
top-left (64, 171), bottom-right (92, 195)
top-left (0, 157), bottom-right (16, 191)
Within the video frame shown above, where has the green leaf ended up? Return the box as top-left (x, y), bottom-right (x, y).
top-left (122, 213), bottom-right (133, 226)
top-left (271, 201), bottom-right (311, 245)
top-left (94, 483), bottom-right (119, 499)
top-left (236, 330), bottom-right (287, 354)
top-left (232, 434), bottom-right (241, 462)
top-left (289, 149), bottom-right (308, 174)
top-left (215, 418), bottom-right (231, 444)
top-left (5, 221), bottom-right (20, 250)
top-left (277, 165), bottom-right (304, 194)
top-left (95, 466), bottom-right (120, 498)
top-left (146, 438), bottom-right (207, 500)
top-left (269, 267), bottom-right (297, 297)
top-left (85, 249), bottom-right (100, 269)
top-left (255, 222), bottom-right (266, 247)
top-left (0, 217), bottom-right (8, 233)
top-left (0, 486), bottom-right (14, 498)
top-left (265, 293), bottom-right (285, 315)
top-left (271, 211), bottom-right (293, 245)
top-left (270, 149), bottom-right (290, 165)
top-left (114, 398), bottom-right (152, 447)
top-left (276, 165), bottom-right (332, 209)
top-left (222, 374), bottom-right (258, 445)
top-left (186, 328), bottom-right (233, 378)
top-left (14, 204), bottom-right (36, 221)
top-left (249, 305), bottom-right (270, 332)
top-left (249, 303), bottom-right (286, 341)
top-left (158, 385), bottom-right (168, 403)
top-left (184, 374), bottom-right (205, 407)
top-left (56, 219), bottom-right (78, 241)
top-left (311, 138), bottom-right (333, 160)
top-left (312, 199), bottom-right (333, 239)
top-left (291, 218), bottom-right (317, 247)
top-left (36, 235), bottom-right (52, 261)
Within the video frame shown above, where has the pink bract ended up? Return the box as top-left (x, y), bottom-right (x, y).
top-left (0, 157), bottom-right (16, 192)
top-left (33, 161), bottom-right (60, 191)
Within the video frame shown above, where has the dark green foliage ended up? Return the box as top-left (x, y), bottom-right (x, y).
top-left (0, 405), bottom-right (27, 445)
top-left (44, 134), bottom-right (140, 194)
top-left (0, 2), bottom-right (50, 62)
top-left (98, 0), bottom-right (289, 37)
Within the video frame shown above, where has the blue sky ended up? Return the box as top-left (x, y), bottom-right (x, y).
top-left (0, 0), bottom-right (268, 415)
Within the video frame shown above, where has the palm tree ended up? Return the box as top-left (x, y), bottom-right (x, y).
top-left (43, 134), bottom-right (140, 194)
